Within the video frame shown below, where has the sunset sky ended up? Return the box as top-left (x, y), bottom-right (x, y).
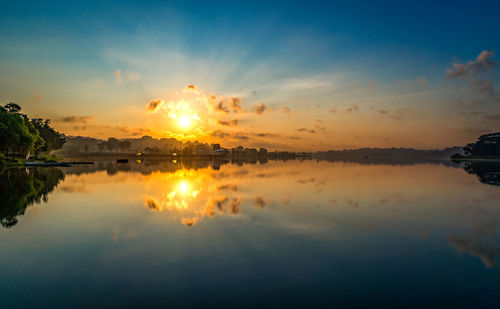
top-left (1, 0), bottom-right (499, 150)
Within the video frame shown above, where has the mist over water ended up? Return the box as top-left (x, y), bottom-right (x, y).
top-left (1, 159), bottom-right (500, 307)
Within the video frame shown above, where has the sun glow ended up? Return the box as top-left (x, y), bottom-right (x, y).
top-left (178, 116), bottom-right (191, 128)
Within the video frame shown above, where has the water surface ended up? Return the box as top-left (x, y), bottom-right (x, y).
top-left (1, 159), bottom-right (500, 307)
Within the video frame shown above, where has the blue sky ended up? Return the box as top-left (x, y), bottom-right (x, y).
top-left (1, 1), bottom-right (499, 149)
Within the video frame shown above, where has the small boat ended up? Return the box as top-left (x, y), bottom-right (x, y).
top-left (117, 159), bottom-right (128, 163)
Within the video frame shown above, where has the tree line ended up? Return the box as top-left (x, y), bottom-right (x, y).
top-left (0, 102), bottom-right (66, 158)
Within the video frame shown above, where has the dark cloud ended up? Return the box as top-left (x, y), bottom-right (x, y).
top-left (208, 94), bottom-right (230, 113)
top-left (229, 97), bottom-right (245, 113)
top-left (60, 115), bottom-right (94, 124)
top-left (148, 99), bottom-right (162, 111)
top-left (210, 130), bottom-right (230, 138)
top-left (183, 84), bottom-right (198, 93)
top-left (297, 128), bottom-right (316, 134)
top-left (254, 102), bottom-right (267, 115)
top-left (217, 119), bottom-right (238, 126)
top-left (233, 134), bottom-right (249, 140)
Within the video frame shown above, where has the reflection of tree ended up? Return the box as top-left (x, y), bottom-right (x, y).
top-left (463, 162), bottom-right (500, 186)
top-left (0, 168), bottom-right (64, 228)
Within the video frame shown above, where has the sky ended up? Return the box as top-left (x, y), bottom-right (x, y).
top-left (1, 0), bottom-right (499, 151)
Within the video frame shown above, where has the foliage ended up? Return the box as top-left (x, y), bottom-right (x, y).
top-left (0, 103), bottom-right (65, 158)
top-left (31, 118), bottom-right (66, 155)
top-left (0, 103), bottom-right (43, 158)
top-left (463, 133), bottom-right (500, 157)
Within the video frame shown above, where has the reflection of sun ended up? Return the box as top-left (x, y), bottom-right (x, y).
top-left (178, 181), bottom-right (190, 195)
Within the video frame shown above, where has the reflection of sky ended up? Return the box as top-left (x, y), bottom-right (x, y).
top-left (1, 161), bottom-right (500, 306)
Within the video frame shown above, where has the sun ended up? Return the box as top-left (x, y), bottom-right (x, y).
top-left (178, 115), bottom-right (191, 128)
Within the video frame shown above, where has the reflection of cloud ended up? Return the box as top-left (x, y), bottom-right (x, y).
top-left (254, 197), bottom-right (266, 208)
top-left (217, 184), bottom-right (238, 191)
top-left (59, 184), bottom-right (90, 193)
top-left (448, 235), bottom-right (499, 268)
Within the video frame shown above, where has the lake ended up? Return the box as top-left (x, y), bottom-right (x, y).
top-left (1, 159), bottom-right (500, 307)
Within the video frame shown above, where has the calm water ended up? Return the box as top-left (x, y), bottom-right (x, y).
top-left (1, 159), bottom-right (500, 307)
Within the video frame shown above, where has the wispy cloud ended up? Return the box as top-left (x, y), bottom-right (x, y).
top-left (60, 115), bottom-right (95, 124)
top-left (253, 102), bottom-right (267, 115)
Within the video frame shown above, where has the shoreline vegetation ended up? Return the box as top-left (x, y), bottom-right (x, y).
top-left (3, 102), bottom-right (498, 168)
top-left (451, 133), bottom-right (500, 161)
top-left (0, 102), bottom-right (66, 167)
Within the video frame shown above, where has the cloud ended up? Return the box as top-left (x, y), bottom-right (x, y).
top-left (148, 99), bottom-right (163, 111)
top-left (297, 128), bottom-right (316, 134)
top-left (343, 104), bottom-right (359, 114)
top-left (115, 69), bottom-right (141, 82)
top-left (217, 119), bottom-right (238, 126)
top-left (253, 102), bottom-right (267, 115)
top-left (229, 97), bottom-right (245, 113)
top-left (329, 107), bottom-right (338, 113)
top-left (314, 119), bottom-right (326, 133)
top-left (281, 106), bottom-right (291, 115)
top-left (446, 50), bottom-right (497, 80)
top-left (233, 134), bottom-right (249, 140)
top-left (114, 69), bottom-right (122, 81)
top-left (369, 80), bottom-right (376, 89)
top-left (208, 94), bottom-right (229, 113)
top-left (60, 115), bottom-right (95, 124)
top-left (127, 71), bottom-right (141, 81)
top-left (210, 130), bottom-right (230, 138)
top-left (376, 108), bottom-right (407, 120)
top-left (183, 84), bottom-right (199, 94)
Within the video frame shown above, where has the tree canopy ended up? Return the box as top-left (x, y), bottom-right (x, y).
top-left (0, 103), bottom-right (66, 158)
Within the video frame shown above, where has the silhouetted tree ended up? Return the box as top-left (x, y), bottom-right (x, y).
top-left (31, 118), bottom-right (66, 155)
top-left (118, 140), bottom-right (132, 152)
